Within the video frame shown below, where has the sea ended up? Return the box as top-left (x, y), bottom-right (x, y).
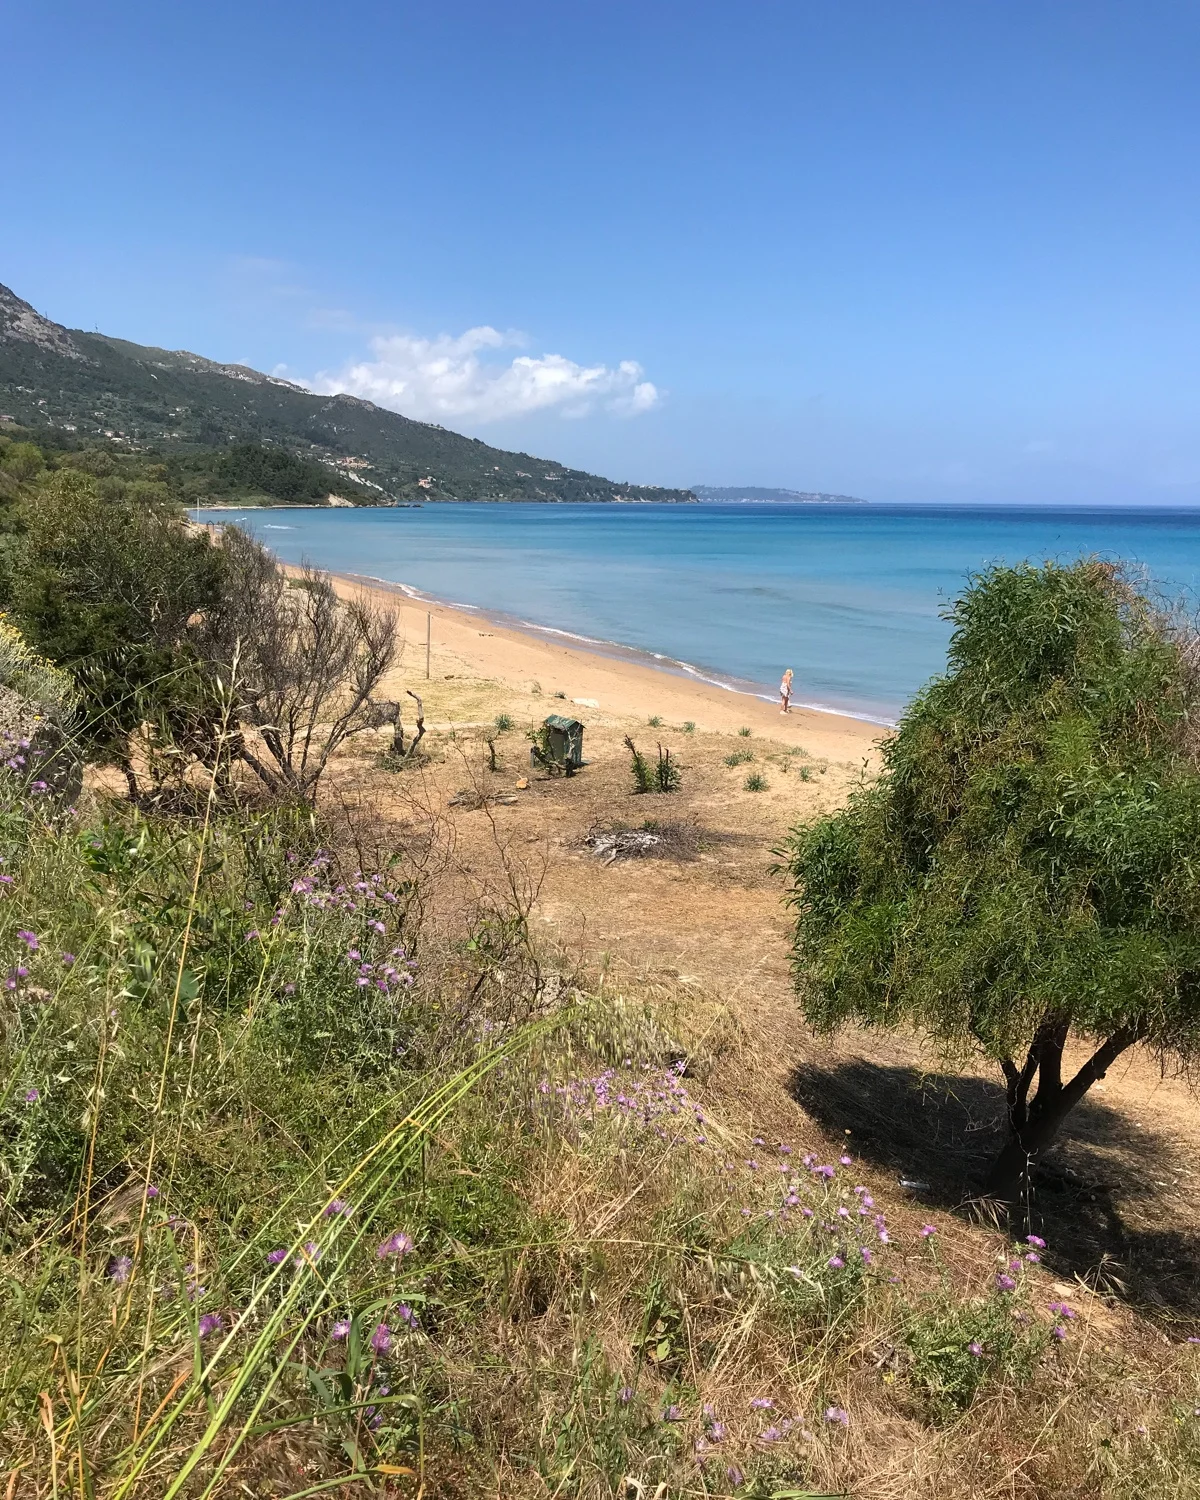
top-left (193, 502), bottom-right (1200, 725)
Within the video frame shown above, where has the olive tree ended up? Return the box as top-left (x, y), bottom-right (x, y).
top-left (785, 561), bottom-right (1200, 1209)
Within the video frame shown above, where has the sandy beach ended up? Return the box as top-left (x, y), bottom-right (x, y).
top-left (329, 569), bottom-right (884, 765)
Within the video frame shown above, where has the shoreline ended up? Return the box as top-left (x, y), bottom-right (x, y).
top-left (340, 570), bottom-right (897, 729)
top-left (202, 518), bottom-right (889, 752)
top-left (324, 568), bottom-right (886, 761)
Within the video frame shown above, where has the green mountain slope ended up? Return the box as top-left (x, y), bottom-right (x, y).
top-left (0, 283), bottom-right (694, 505)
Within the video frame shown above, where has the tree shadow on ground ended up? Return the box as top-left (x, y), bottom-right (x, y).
top-left (789, 1056), bottom-right (1200, 1325)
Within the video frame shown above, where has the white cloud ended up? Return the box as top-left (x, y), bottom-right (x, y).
top-left (306, 326), bottom-right (659, 423)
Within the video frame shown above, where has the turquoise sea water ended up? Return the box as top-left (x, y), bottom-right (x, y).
top-left (195, 503), bottom-right (1200, 724)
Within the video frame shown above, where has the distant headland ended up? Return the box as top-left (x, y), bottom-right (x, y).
top-left (690, 485), bottom-right (866, 504)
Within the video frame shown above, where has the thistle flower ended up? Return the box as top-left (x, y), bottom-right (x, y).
top-left (397, 1303), bottom-right (419, 1328)
top-left (827, 1255), bottom-right (845, 1270)
top-left (198, 1312), bottom-right (223, 1339)
top-left (995, 1274), bottom-right (1017, 1292)
top-left (331, 1319), bottom-right (351, 1340)
top-left (61, 952), bottom-right (75, 966)
top-left (16, 930), bottom-right (38, 950)
top-left (323, 1199), bottom-right (352, 1217)
top-left (108, 1255), bottom-right (133, 1282)
top-left (824, 1406), bottom-right (850, 1426)
top-left (370, 1323), bottom-right (392, 1354)
top-left (377, 1230), bottom-right (414, 1259)
top-left (920, 1223), bottom-right (937, 1238)
top-left (617, 1386), bottom-right (634, 1404)
top-left (23, 1087), bottom-right (39, 1103)
top-left (266, 1248), bottom-right (287, 1265)
top-left (1026, 1233), bottom-right (1046, 1249)
top-left (661, 1404), bottom-right (682, 1422)
top-left (1051, 1324), bottom-right (1067, 1341)
top-left (750, 1397), bottom-right (774, 1410)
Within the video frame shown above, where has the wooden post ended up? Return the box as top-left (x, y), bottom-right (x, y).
top-left (425, 612), bottom-right (431, 679)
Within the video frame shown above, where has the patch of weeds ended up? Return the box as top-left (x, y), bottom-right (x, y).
top-left (797, 764), bottom-right (814, 781)
top-left (553, 690), bottom-right (567, 699)
top-left (744, 772), bottom-right (768, 792)
top-left (724, 749), bottom-right (754, 768)
top-left (738, 726), bottom-right (752, 737)
top-left (494, 712), bottom-right (514, 731)
top-left (648, 715), bottom-right (663, 727)
top-left (625, 737), bottom-right (682, 794)
top-left (902, 1294), bottom-right (1048, 1425)
top-left (682, 721), bottom-right (695, 734)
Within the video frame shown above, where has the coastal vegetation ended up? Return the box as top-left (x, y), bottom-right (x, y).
top-left (2, 429), bottom-right (1200, 1496)
top-left (787, 560), bottom-right (1200, 1207)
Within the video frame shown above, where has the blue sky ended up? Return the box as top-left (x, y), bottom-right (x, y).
top-left (5, 1), bottom-right (1200, 503)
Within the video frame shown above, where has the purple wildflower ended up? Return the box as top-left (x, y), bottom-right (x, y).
top-left (617, 1386), bottom-right (634, 1404)
top-left (827, 1255), bottom-right (845, 1270)
top-left (839, 1153), bottom-right (853, 1165)
top-left (331, 1319), bottom-right (352, 1339)
top-left (397, 1303), bottom-right (419, 1328)
top-left (1051, 1324), bottom-right (1067, 1341)
top-left (1026, 1234), bottom-right (1046, 1249)
top-left (145, 1184), bottom-right (160, 1200)
top-left (198, 1312), bottom-right (223, 1339)
top-left (750, 1397), bottom-right (774, 1410)
top-left (23, 1087), bottom-right (39, 1103)
top-left (266, 1248), bottom-right (287, 1266)
top-left (295, 1241), bottom-right (322, 1266)
top-left (995, 1274), bottom-right (1017, 1292)
top-left (662, 1404), bottom-right (682, 1422)
top-left (370, 1323), bottom-right (392, 1354)
top-left (1025, 1251), bottom-right (1041, 1263)
top-left (16, 930), bottom-right (38, 950)
top-left (860, 1245), bottom-right (873, 1265)
top-left (708, 1420), bottom-right (727, 1442)
top-left (726, 1467), bottom-right (745, 1486)
top-left (108, 1255), bottom-right (133, 1282)
top-left (920, 1223), bottom-right (937, 1238)
top-left (377, 1230), bottom-right (414, 1259)
top-left (61, 952), bottom-right (75, 966)
top-left (760, 1425), bottom-right (782, 1442)
top-left (323, 1199), bottom-right (352, 1217)
top-left (967, 1340), bottom-right (983, 1356)
top-left (824, 1406), bottom-right (850, 1427)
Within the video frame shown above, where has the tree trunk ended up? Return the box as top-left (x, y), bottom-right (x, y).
top-left (984, 1023), bottom-right (1140, 1211)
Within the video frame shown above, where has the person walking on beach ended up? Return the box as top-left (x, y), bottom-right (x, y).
top-left (780, 668), bottom-right (794, 713)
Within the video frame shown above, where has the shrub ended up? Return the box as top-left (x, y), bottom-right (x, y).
top-left (648, 715), bottom-right (663, 727)
top-left (786, 560), bottom-right (1200, 1206)
top-left (744, 772), bottom-right (768, 792)
top-left (682, 721), bottom-right (695, 734)
top-left (724, 749), bottom-right (754, 768)
top-left (494, 712), bottom-right (514, 731)
top-left (625, 737), bottom-right (681, 794)
top-left (738, 726), bottom-right (752, 737)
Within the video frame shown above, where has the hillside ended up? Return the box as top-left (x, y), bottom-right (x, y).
top-left (692, 484), bottom-right (866, 503)
top-left (0, 282), bottom-right (695, 505)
